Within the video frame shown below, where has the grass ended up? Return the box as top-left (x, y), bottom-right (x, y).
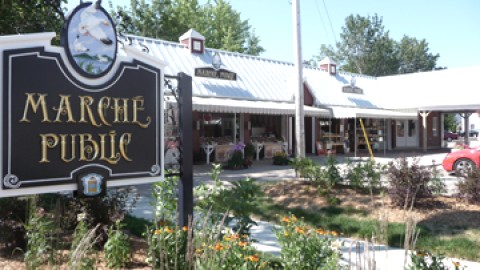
top-left (252, 182), bottom-right (480, 261)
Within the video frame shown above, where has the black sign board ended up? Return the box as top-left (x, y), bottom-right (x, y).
top-left (1, 47), bottom-right (163, 193)
top-left (195, 67), bottom-right (237, 81)
top-left (342, 86), bottom-right (363, 95)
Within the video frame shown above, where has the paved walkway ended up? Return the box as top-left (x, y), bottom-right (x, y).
top-left (131, 149), bottom-right (480, 269)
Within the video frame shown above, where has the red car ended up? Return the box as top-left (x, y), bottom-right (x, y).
top-left (442, 147), bottom-right (480, 176)
top-left (443, 132), bottom-right (459, 141)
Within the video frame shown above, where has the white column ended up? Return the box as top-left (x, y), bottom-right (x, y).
top-left (312, 117), bottom-right (316, 154)
top-left (289, 116), bottom-right (293, 154)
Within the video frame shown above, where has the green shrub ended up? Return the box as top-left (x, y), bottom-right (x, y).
top-left (227, 149), bottom-right (245, 169)
top-left (456, 166), bottom-right (480, 204)
top-left (386, 157), bottom-right (432, 207)
top-left (273, 151), bottom-right (289, 165)
top-left (275, 214), bottom-right (342, 269)
top-left (345, 159), bottom-right (385, 191)
top-left (104, 221), bottom-right (131, 269)
top-left (24, 207), bottom-right (55, 270)
top-left (244, 142), bottom-right (256, 159)
top-left (325, 155), bottom-right (342, 187)
top-left (195, 164), bottom-right (260, 236)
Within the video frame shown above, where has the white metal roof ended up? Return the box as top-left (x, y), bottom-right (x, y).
top-left (126, 34), bottom-right (480, 114)
top-left (371, 66), bottom-right (480, 111)
top-left (128, 35), bottom-right (295, 102)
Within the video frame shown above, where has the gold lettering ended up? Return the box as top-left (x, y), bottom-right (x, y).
top-left (60, 134), bottom-right (76, 162)
top-left (79, 134), bottom-right (99, 161)
top-left (112, 98), bottom-right (129, 123)
top-left (98, 96), bottom-right (111, 126)
top-left (53, 95), bottom-right (75, 123)
top-left (132, 96), bottom-right (151, 128)
top-left (20, 93), bottom-right (51, 123)
top-left (119, 133), bottom-right (133, 161)
top-left (99, 131), bottom-right (121, 164)
top-left (79, 96), bottom-right (101, 127)
top-left (40, 133), bottom-right (59, 163)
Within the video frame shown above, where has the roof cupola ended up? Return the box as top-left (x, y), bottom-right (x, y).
top-left (179, 28), bottom-right (205, 54)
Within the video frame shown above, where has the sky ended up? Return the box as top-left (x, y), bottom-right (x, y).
top-left (65, 0), bottom-right (480, 68)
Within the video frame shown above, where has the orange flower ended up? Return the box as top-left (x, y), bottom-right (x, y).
top-left (416, 250), bottom-right (428, 257)
top-left (331, 231), bottom-right (338, 237)
top-left (231, 234), bottom-right (240, 240)
top-left (246, 254), bottom-right (260, 262)
top-left (315, 228), bottom-right (325, 235)
top-left (164, 226), bottom-right (174, 234)
top-left (295, 227), bottom-right (305, 234)
top-left (158, 220), bottom-right (167, 226)
top-left (281, 216), bottom-right (291, 223)
top-left (182, 226), bottom-right (188, 232)
top-left (452, 261), bottom-right (461, 268)
top-left (239, 241), bottom-right (249, 247)
top-left (154, 229), bottom-right (161, 235)
top-left (215, 243), bottom-right (224, 251)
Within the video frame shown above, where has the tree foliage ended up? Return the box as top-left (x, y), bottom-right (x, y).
top-left (0, 0), bottom-right (65, 39)
top-left (112, 0), bottom-right (265, 55)
top-left (316, 14), bottom-right (441, 76)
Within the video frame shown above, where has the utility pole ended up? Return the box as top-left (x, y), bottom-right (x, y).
top-left (293, 0), bottom-right (305, 157)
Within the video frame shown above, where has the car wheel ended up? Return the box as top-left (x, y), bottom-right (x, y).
top-left (454, 158), bottom-right (474, 177)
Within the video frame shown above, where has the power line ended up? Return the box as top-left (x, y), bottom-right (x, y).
top-left (322, 0), bottom-right (337, 44)
top-left (312, 0), bottom-right (331, 45)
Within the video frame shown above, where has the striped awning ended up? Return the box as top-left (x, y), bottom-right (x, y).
top-left (192, 96), bottom-right (330, 117)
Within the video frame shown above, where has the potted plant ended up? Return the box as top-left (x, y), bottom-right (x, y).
top-left (244, 142), bottom-right (256, 162)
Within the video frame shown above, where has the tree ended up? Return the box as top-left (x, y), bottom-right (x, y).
top-left (113, 0), bottom-right (264, 56)
top-left (397, 35), bottom-right (439, 73)
top-left (315, 14), bottom-right (441, 76)
top-left (0, 0), bottom-right (65, 39)
top-left (444, 114), bottom-right (459, 132)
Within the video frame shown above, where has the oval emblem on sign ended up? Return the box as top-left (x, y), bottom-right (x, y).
top-left (62, 1), bottom-right (117, 78)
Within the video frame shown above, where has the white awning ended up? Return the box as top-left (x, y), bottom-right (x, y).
top-left (192, 97), bottom-right (330, 117)
top-left (327, 106), bottom-right (418, 119)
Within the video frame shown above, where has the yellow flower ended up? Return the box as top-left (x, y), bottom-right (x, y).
top-left (241, 234), bottom-right (249, 239)
top-left (224, 235), bottom-right (232, 241)
top-left (215, 243), bottom-right (224, 251)
top-left (246, 254), bottom-right (260, 262)
top-left (154, 229), bottom-right (161, 235)
top-left (331, 231), bottom-right (338, 237)
top-left (281, 216), bottom-right (291, 223)
top-left (195, 248), bottom-right (203, 255)
top-left (164, 226), bottom-right (174, 234)
top-left (182, 226), bottom-right (188, 232)
top-left (292, 214), bottom-right (298, 221)
top-left (315, 228), bottom-right (325, 235)
top-left (295, 227), bottom-right (305, 234)
top-left (239, 241), bottom-right (249, 247)
top-left (283, 231), bottom-right (290, 237)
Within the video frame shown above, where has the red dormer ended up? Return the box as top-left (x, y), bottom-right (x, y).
top-left (179, 29), bottom-right (205, 54)
top-left (318, 56), bottom-right (337, 75)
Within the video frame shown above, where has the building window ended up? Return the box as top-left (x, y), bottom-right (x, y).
top-left (408, 120), bottom-right (416, 137)
top-left (432, 116), bottom-right (438, 137)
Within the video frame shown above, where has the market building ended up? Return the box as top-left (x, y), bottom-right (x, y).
top-left (127, 29), bottom-right (480, 164)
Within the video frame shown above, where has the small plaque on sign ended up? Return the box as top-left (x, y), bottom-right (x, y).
top-left (78, 173), bottom-right (106, 197)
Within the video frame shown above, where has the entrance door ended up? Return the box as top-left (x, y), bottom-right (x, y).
top-left (395, 119), bottom-right (418, 148)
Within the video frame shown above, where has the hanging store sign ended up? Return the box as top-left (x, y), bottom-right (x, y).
top-left (195, 67), bottom-right (237, 81)
top-left (0, 1), bottom-right (165, 197)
